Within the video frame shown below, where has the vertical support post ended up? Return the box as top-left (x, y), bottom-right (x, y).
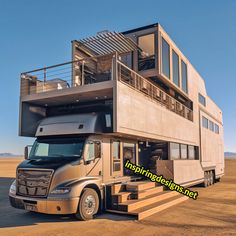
top-left (82, 60), bottom-right (85, 85)
top-left (43, 68), bottom-right (46, 92)
top-left (112, 52), bottom-right (118, 81)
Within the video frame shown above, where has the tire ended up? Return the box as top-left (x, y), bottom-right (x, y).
top-left (75, 188), bottom-right (99, 221)
top-left (209, 171), bottom-right (214, 185)
top-left (204, 171), bottom-right (209, 187)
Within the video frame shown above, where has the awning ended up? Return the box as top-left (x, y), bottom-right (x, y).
top-left (75, 31), bottom-right (139, 56)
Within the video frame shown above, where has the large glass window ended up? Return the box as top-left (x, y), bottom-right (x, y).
top-left (202, 116), bottom-right (208, 129)
top-left (29, 138), bottom-right (85, 160)
top-left (172, 49), bottom-right (179, 86)
top-left (138, 34), bottom-right (155, 71)
top-left (181, 60), bottom-right (188, 93)
top-left (188, 145), bottom-right (195, 160)
top-left (170, 143), bottom-right (180, 160)
top-left (180, 144), bottom-right (187, 159)
top-left (161, 38), bottom-right (170, 78)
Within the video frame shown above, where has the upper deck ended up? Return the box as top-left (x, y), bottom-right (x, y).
top-left (19, 24), bottom-right (222, 144)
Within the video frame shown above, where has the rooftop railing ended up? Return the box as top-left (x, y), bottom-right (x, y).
top-left (20, 53), bottom-right (113, 97)
top-left (20, 53), bottom-right (193, 121)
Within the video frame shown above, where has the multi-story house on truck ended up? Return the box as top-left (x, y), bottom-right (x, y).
top-left (9, 23), bottom-right (224, 220)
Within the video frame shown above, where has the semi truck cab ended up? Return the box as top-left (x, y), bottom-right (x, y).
top-left (9, 113), bottom-right (111, 220)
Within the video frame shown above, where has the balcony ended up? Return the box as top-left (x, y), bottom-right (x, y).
top-left (20, 53), bottom-right (193, 121)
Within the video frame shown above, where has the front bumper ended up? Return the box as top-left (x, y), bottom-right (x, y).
top-left (9, 193), bottom-right (79, 215)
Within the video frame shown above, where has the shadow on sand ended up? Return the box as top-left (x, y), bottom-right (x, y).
top-left (0, 177), bottom-right (133, 229)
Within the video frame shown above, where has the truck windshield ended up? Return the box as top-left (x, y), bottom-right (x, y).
top-left (29, 137), bottom-right (85, 160)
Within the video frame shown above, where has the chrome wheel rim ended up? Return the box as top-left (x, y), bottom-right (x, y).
top-left (84, 195), bottom-right (96, 215)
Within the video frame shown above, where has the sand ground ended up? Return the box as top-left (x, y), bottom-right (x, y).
top-left (0, 158), bottom-right (235, 236)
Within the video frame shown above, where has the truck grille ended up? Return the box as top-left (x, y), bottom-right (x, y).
top-left (16, 169), bottom-right (53, 198)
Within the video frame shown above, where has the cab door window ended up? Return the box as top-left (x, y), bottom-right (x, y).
top-left (85, 141), bottom-right (101, 162)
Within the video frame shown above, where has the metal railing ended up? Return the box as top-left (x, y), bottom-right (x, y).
top-left (20, 53), bottom-right (193, 121)
top-left (20, 53), bottom-right (113, 97)
top-left (117, 61), bottom-right (193, 121)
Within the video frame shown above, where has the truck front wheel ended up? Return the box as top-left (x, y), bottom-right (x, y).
top-left (75, 188), bottom-right (99, 221)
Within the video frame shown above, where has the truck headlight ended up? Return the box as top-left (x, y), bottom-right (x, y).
top-left (9, 180), bottom-right (16, 194)
top-left (50, 187), bottom-right (71, 194)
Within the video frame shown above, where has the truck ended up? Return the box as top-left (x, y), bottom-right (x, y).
top-left (9, 23), bottom-right (224, 220)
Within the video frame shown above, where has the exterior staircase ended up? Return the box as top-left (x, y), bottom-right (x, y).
top-left (106, 181), bottom-right (188, 220)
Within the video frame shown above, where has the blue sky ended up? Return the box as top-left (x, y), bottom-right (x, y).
top-left (0, 0), bottom-right (235, 154)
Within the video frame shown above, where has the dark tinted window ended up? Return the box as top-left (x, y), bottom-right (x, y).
top-left (161, 38), bottom-right (170, 78)
top-left (202, 116), bottom-right (208, 129)
top-left (172, 50), bottom-right (179, 86)
top-left (138, 34), bottom-right (155, 71)
top-left (198, 93), bottom-right (206, 106)
top-left (181, 60), bottom-right (188, 93)
top-left (209, 121), bottom-right (214, 132)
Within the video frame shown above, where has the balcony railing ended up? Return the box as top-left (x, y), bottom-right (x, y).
top-left (117, 61), bottom-right (193, 121)
top-left (20, 53), bottom-right (193, 121)
top-left (20, 53), bottom-right (113, 97)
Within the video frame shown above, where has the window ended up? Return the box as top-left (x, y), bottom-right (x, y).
top-left (34, 143), bottom-right (49, 156)
top-left (170, 143), bottom-right (180, 160)
top-left (87, 142), bottom-right (95, 161)
top-left (120, 53), bottom-right (132, 69)
top-left (194, 146), bottom-right (199, 160)
top-left (215, 124), bottom-right (219, 134)
top-left (172, 50), bottom-right (179, 86)
top-left (209, 120), bottom-right (214, 132)
top-left (161, 37), bottom-right (170, 78)
top-left (29, 138), bottom-right (85, 160)
top-left (180, 144), bottom-right (187, 159)
top-left (188, 145), bottom-right (195, 160)
top-left (138, 34), bottom-right (155, 71)
top-left (123, 143), bottom-right (136, 176)
top-left (86, 141), bottom-right (101, 161)
top-left (198, 93), bottom-right (206, 106)
top-left (202, 116), bottom-right (208, 129)
top-left (181, 60), bottom-right (188, 93)
top-left (105, 114), bottom-right (111, 127)
top-left (112, 141), bottom-right (121, 172)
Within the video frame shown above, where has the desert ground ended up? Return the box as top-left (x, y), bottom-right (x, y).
top-left (0, 158), bottom-right (236, 236)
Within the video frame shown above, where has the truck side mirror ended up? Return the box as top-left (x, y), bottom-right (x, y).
top-left (24, 145), bottom-right (32, 160)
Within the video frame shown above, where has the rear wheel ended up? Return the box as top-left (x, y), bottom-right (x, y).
top-left (204, 171), bottom-right (210, 187)
top-left (75, 188), bottom-right (99, 221)
top-left (209, 171), bottom-right (214, 185)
